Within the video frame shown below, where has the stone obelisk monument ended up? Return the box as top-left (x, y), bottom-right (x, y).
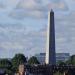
top-left (45, 9), bottom-right (56, 65)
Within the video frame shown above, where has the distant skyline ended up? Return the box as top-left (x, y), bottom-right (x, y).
top-left (0, 0), bottom-right (75, 58)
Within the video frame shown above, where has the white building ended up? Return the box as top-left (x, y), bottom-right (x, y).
top-left (35, 53), bottom-right (70, 64)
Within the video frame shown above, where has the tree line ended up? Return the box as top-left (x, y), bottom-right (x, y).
top-left (0, 53), bottom-right (75, 75)
top-left (0, 53), bottom-right (40, 75)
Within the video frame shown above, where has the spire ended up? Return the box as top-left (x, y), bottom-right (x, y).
top-left (50, 9), bottom-right (54, 13)
top-left (51, 9), bottom-right (53, 12)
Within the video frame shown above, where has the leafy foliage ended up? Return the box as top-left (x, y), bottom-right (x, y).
top-left (11, 53), bottom-right (27, 72)
top-left (28, 56), bottom-right (40, 65)
top-left (0, 59), bottom-right (13, 75)
top-left (66, 55), bottom-right (75, 65)
top-left (0, 59), bottom-right (12, 68)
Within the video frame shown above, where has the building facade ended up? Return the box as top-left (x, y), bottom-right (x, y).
top-left (56, 53), bottom-right (70, 62)
top-left (35, 53), bottom-right (70, 64)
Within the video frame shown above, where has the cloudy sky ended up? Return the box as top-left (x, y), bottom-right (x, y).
top-left (0, 0), bottom-right (75, 58)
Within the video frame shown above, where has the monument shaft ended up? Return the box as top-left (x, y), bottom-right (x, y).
top-left (46, 10), bottom-right (56, 65)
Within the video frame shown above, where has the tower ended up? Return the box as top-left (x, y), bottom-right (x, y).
top-left (45, 10), bottom-right (56, 65)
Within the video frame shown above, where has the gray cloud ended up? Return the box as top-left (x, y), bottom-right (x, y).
top-left (9, 0), bottom-right (68, 19)
top-left (0, 0), bottom-right (75, 58)
top-left (0, 23), bottom-right (46, 58)
top-left (1, 11), bottom-right (75, 57)
top-left (0, 2), bottom-right (5, 9)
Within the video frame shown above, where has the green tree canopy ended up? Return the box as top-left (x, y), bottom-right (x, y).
top-left (28, 56), bottom-right (40, 65)
top-left (11, 53), bottom-right (27, 72)
top-left (0, 59), bottom-right (12, 68)
top-left (66, 55), bottom-right (75, 65)
top-left (57, 61), bottom-right (66, 66)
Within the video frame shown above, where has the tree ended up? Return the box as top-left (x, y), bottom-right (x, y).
top-left (28, 56), bottom-right (40, 65)
top-left (70, 55), bottom-right (75, 65)
top-left (0, 59), bottom-right (13, 75)
top-left (0, 59), bottom-right (12, 68)
top-left (58, 61), bottom-right (66, 66)
top-left (11, 53), bottom-right (27, 72)
top-left (66, 55), bottom-right (75, 65)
